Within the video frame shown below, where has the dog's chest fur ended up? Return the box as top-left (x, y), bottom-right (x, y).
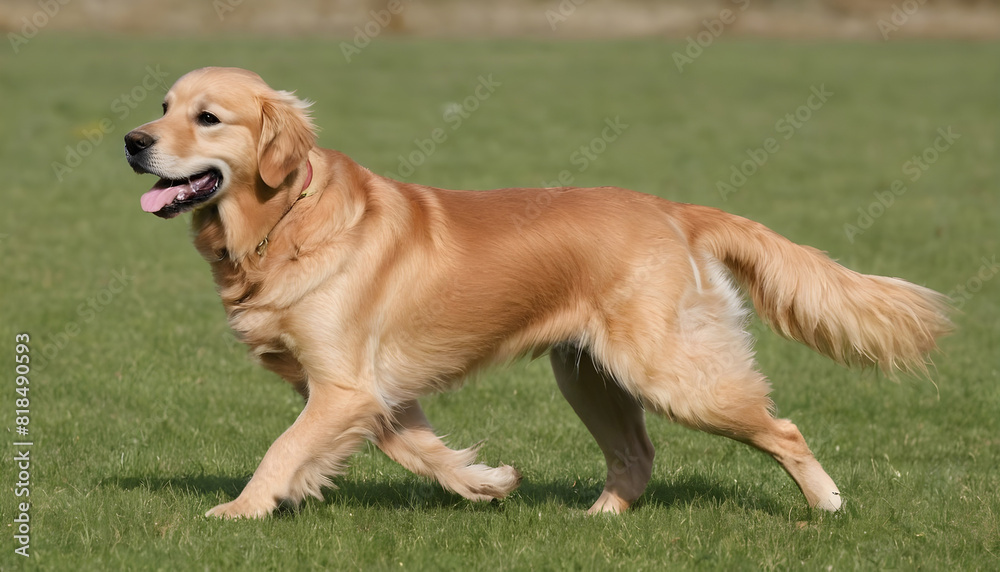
top-left (191, 206), bottom-right (310, 388)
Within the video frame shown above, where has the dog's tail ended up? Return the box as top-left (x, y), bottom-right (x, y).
top-left (677, 203), bottom-right (953, 376)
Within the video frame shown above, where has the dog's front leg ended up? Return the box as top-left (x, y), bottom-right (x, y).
top-left (206, 385), bottom-right (382, 519)
top-left (376, 400), bottom-right (522, 501)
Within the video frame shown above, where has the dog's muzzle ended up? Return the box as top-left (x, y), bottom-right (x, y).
top-left (125, 129), bottom-right (224, 219)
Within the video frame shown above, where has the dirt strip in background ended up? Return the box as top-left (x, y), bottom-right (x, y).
top-left (2, 0), bottom-right (999, 39)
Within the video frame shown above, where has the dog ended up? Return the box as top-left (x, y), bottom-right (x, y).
top-left (124, 67), bottom-right (952, 519)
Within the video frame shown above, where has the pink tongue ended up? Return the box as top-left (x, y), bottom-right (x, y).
top-left (139, 172), bottom-right (216, 213)
top-left (140, 184), bottom-right (185, 213)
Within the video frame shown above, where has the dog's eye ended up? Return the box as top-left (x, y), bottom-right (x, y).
top-left (197, 112), bottom-right (221, 126)
top-left (162, 102), bottom-right (167, 115)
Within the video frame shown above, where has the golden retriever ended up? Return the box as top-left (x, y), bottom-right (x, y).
top-left (124, 67), bottom-right (952, 519)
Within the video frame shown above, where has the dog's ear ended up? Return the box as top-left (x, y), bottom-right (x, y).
top-left (257, 90), bottom-right (317, 188)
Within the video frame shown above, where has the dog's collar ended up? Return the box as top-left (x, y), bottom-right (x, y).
top-left (255, 160), bottom-right (314, 257)
top-left (300, 159), bottom-right (313, 192)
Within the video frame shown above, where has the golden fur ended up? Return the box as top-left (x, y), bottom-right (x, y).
top-left (124, 67), bottom-right (953, 518)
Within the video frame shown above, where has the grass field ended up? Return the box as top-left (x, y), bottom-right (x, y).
top-left (1, 36), bottom-right (998, 570)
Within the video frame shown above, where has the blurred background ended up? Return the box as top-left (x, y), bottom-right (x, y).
top-left (2, 0), bottom-right (1000, 38)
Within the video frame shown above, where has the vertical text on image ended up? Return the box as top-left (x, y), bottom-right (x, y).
top-left (13, 333), bottom-right (33, 558)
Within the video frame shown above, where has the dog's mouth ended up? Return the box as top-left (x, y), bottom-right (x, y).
top-left (140, 169), bottom-right (223, 219)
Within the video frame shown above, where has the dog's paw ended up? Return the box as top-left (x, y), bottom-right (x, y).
top-left (586, 490), bottom-right (631, 515)
top-left (205, 497), bottom-right (276, 519)
top-left (453, 463), bottom-right (522, 501)
top-left (814, 490), bottom-right (842, 512)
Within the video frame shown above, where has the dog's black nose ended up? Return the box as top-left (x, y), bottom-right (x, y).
top-left (124, 130), bottom-right (155, 156)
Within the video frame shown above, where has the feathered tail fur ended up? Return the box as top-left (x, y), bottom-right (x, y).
top-left (679, 204), bottom-right (953, 376)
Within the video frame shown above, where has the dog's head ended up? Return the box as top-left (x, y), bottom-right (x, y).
top-left (125, 67), bottom-right (316, 219)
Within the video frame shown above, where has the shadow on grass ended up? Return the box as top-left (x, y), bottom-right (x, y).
top-left (102, 472), bottom-right (784, 515)
top-left (515, 474), bottom-right (784, 516)
top-left (101, 474), bottom-right (247, 499)
top-left (639, 477), bottom-right (784, 514)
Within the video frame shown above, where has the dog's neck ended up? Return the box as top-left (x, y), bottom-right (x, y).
top-left (193, 156), bottom-right (315, 263)
top-left (254, 160), bottom-right (314, 257)
top-left (190, 149), bottom-right (371, 311)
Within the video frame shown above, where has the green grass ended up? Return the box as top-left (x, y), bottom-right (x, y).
top-left (2, 36), bottom-right (999, 570)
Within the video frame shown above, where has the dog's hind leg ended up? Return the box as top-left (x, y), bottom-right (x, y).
top-left (647, 372), bottom-right (842, 512)
top-left (726, 410), bottom-right (842, 512)
top-left (550, 344), bottom-right (655, 514)
top-left (629, 331), bottom-right (842, 511)
top-left (375, 400), bottom-right (522, 502)
top-left (612, 257), bottom-right (843, 512)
